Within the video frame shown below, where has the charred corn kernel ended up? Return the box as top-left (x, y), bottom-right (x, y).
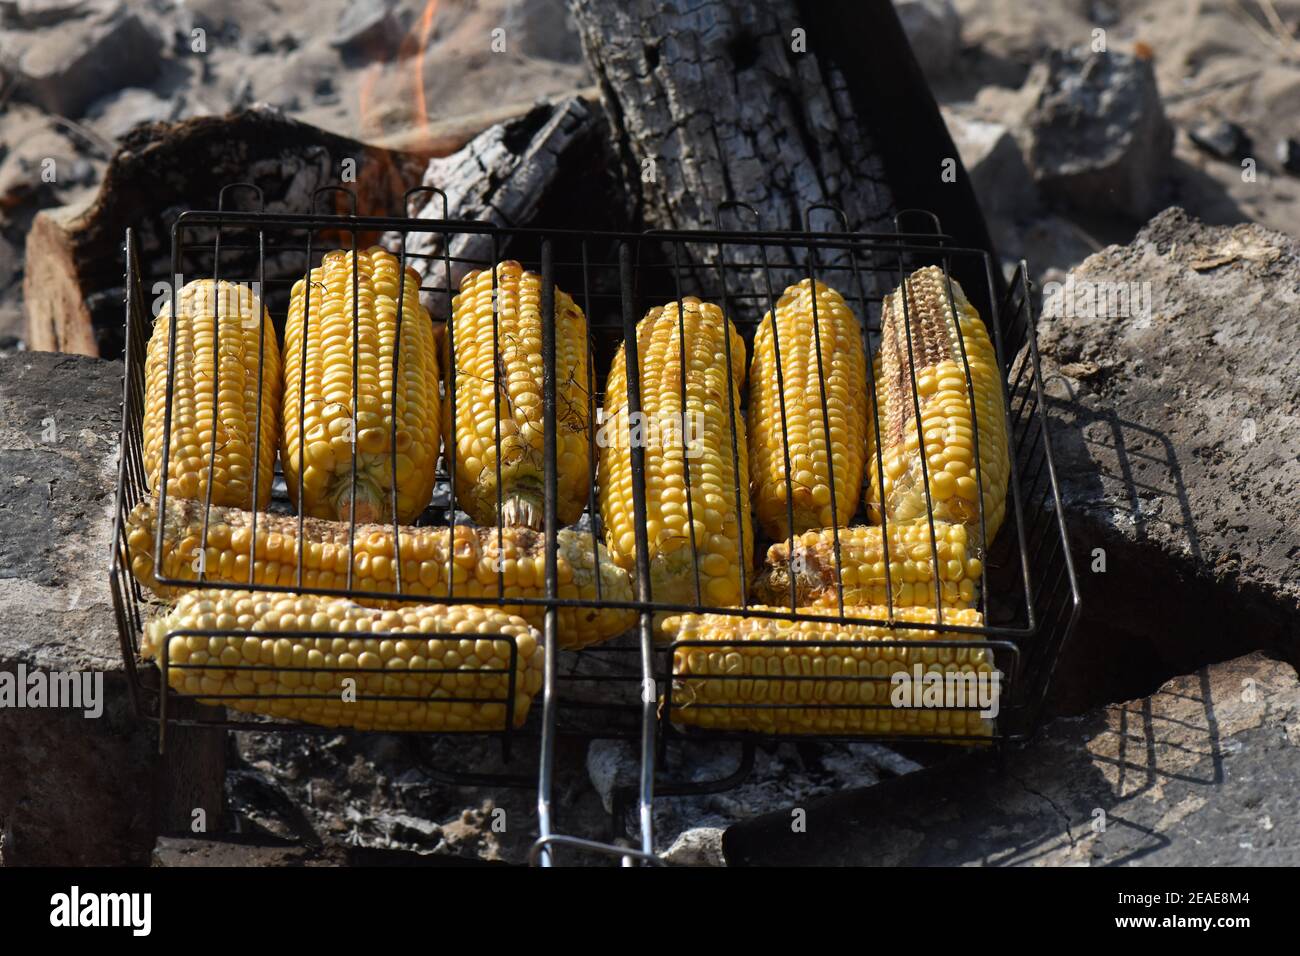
top-left (143, 279), bottom-right (281, 510)
top-left (143, 590), bottom-right (543, 731)
top-left (749, 280), bottom-right (867, 539)
top-left (445, 261), bottom-right (592, 529)
top-left (664, 606), bottom-right (994, 738)
top-left (282, 246), bottom-right (440, 524)
top-left (126, 497), bottom-right (633, 649)
top-left (865, 267), bottom-right (1009, 546)
top-left (751, 522), bottom-right (981, 609)
top-left (599, 297), bottom-right (752, 608)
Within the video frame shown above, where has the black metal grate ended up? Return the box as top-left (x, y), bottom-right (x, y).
top-left (108, 184), bottom-right (1081, 864)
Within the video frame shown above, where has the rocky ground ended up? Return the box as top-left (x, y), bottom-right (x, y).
top-left (0, 0), bottom-right (589, 346)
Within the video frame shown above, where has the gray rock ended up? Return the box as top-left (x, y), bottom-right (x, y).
top-left (0, 351), bottom-right (223, 865)
top-left (514, 0), bottom-right (586, 63)
top-left (1188, 119), bottom-right (1252, 162)
top-left (724, 653), bottom-right (1300, 865)
top-left (1087, 0), bottom-right (1120, 27)
top-left (942, 108), bottom-right (1038, 219)
top-left (1036, 208), bottom-right (1300, 713)
top-left (894, 0), bottom-right (962, 80)
top-left (660, 827), bottom-right (725, 866)
top-left (586, 738), bottom-right (636, 815)
top-left (376, 813), bottom-right (443, 843)
top-left (0, 0), bottom-right (100, 27)
top-left (330, 1), bottom-right (401, 58)
top-left (1277, 136), bottom-right (1300, 175)
top-left (1024, 47), bottom-right (1174, 219)
top-left (6, 1), bottom-right (163, 117)
top-left (86, 87), bottom-right (177, 141)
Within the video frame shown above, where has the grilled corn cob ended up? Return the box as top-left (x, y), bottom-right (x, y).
top-left (749, 280), bottom-right (867, 540)
top-left (143, 279), bottom-right (281, 510)
top-left (599, 297), bottom-right (751, 608)
top-left (126, 497), bottom-right (633, 649)
top-left (665, 606), bottom-right (994, 738)
top-left (282, 246), bottom-right (440, 524)
top-left (752, 523), bottom-right (981, 610)
top-left (143, 590), bottom-right (543, 731)
top-left (445, 261), bottom-right (593, 529)
top-left (865, 267), bottom-right (1009, 545)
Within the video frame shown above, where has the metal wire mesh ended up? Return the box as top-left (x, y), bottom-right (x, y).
top-left (109, 184), bottom-right (1080, 863)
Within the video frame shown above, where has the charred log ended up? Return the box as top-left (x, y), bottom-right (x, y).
top-left (24, 105), bottom-right (426, 358)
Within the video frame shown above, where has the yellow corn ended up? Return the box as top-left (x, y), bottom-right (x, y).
top-left (282, 246), bottom-right (440, 524)
top-left (751, 523), bottom-right (982, 610)
top-left (749, 280), bottom-right (867, 540)
top-left (143, 279), bottom-right (281, 510)
top-left (599, 297), bottom-right (752, 609)
top-left (143, 590), bottom-right (543, 731)
top-left (444, 261), bottom-right (593, 529)
top-left (665, 606), bottom-right (994, 738)
top-left (865, 266), bottom-right (1009, 545)
top-left (126, 497), bottom-right (634, 650)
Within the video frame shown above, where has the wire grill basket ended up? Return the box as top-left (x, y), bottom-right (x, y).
top-left (109, 185), bottom-right (1080, 864)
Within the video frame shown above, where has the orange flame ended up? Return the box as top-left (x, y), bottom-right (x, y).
top-left (405, 0), bottom-right (441, 153)
top-left (350, 0), bottom-right (442, 221)
top-left (357, 0), bottom-right (441, 149)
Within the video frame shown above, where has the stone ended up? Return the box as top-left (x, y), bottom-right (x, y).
top-left (1036, 208), bottom-right (1300, 713)
top-left (942, 108), bottom-right (1038, 219)
top-left (0, 0), bottom-right (100, 27)
top-left (330, 1), bottom-right (401, 59)
top-left (0, 113), bottom-right (79, 208)
top-left (5, 1), bottom-right (163, 117)
top-left (1276, 137), bottom-right (1300, 175)
top-left (895, 0), bottom-right (962, 80)
top-left (0, 351), bottom-right (224, 864)
top-left (1024, 47), bottom-right (1174, 220)
top-left (724, 653), bottom-right (1300, 865)
top-left (86, 88), bottom-right (177, 142)
top-left (376, 813), bottom-right (443, 844)
top-left (1188, 119), bottom-right (1252, 162)
top-left (660, 827), bottom-right (726, 867)
top-left (516, 0), bottom-right (586, 63)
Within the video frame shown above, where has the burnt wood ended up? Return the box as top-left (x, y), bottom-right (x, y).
top-left (570, 0), bottom-right (1002, 312)
top-left (24, 106), bottom-right (426, 358)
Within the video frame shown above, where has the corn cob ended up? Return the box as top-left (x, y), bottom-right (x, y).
top-left (599, 297), bottom-right (752, 609)
top-left (126, 497), bottom-right (634, 650)
top-left (665, 606), bottom-right (995, 738)
top-left (282, 246), bottom-right (440, 525)
top-left (749, 280), bottom-right (867, 540)
top-left (143, 279), bottom-right (281, 510)
top-left (444, 261), bottom-right (593, 530)
top-left (752, 523), bottom-right (981, 610)
top-left (143, 590), bottom-right (543, 731)
top-left (865, 266), bottom-right (1009, 546)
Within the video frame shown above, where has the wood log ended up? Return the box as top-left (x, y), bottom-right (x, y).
top-left (24, 105), bottom-right (426, 358)
top-left (400, 96), bottom-right (624, 319)
top-left (570, 0), bottom-right (1002, 310)
top-left (370, 86), bottom-right (602, 155)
